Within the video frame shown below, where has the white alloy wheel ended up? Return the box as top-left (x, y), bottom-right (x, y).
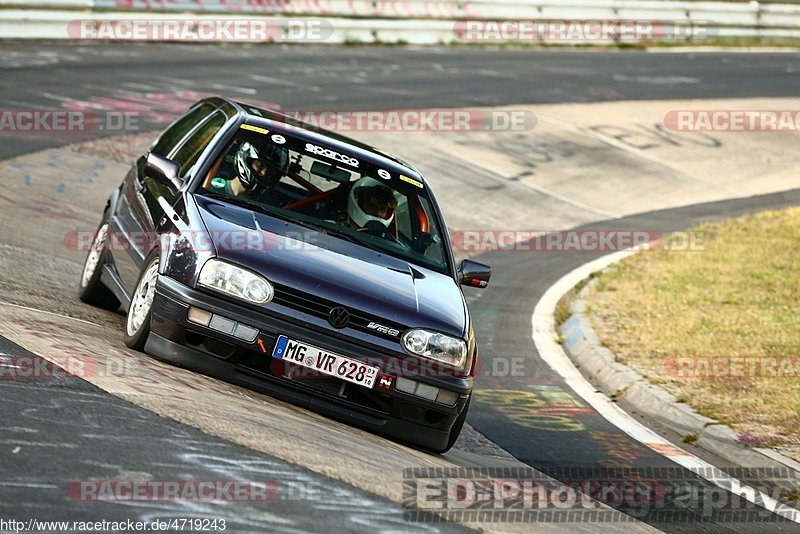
top-left (81, 223), bottom-right (108, 288)
top-left (126, 260), bottom-right (159, 336)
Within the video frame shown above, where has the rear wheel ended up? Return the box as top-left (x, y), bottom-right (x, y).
top-left (78, 220), bottom-right (120, 310)
top-left (124, 252), bottom-right (160, 351)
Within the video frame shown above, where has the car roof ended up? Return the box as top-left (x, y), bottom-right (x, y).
top-left (208, 96), bottom-right (427, 185)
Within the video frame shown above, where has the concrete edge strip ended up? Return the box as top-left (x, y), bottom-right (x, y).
top-left (531, 249), bottom-right (800, 523)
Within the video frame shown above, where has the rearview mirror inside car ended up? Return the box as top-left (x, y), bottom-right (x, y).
top-left (458, 259), bottom-right (492, 288)
top-left (145, 153), bottom-right (182, 190)
top-left (310, 161), bottom-right (351, 183)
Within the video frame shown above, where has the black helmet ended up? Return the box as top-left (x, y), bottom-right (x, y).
top-left (235, 140), bottom-right (289, 191)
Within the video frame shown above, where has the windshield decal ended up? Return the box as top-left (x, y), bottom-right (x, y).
top-left (304, 143), bottom-right (360, 169)
top-left (240, 124), bottom-right (269, 135)
top-left (400, 175), bottom-right (424, 189)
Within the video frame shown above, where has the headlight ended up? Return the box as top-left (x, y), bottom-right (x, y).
top-left (401, 329), bottom-right (467, 370)
top-left (197, 259), bottom-right (273, 304)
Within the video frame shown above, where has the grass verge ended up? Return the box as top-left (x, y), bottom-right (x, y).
top-left (584, 207), bottom-right (800, 461)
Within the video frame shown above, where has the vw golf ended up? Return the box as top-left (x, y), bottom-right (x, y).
top-left (78, 97), bottom-right (491, 452)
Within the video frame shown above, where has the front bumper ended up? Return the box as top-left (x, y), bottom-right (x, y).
top-left (148, 276), bottom-right (472, 452)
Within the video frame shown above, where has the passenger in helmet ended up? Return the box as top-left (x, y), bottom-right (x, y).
top-left (347, 177), bottom-right (398, 230)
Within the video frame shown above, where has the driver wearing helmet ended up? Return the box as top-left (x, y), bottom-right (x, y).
top-left (346, 177), bottom-right (398, 232)
top-left (206, 139), bottom-right (289, 200)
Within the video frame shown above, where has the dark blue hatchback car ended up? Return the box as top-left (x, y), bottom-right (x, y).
top-left (78, 97), bottom-right (491, 452)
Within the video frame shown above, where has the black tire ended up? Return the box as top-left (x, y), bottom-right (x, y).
top-left (436, 394), bottom-right (471, 454)
top-left (78, 217), bottom-right (120, 310)
top-left (123, 251), bottom-right (160, 351)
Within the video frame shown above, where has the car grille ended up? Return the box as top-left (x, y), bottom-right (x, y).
top-left (271, 283), bottom-right (406, 340)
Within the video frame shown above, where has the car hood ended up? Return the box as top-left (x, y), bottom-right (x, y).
top-left (194, 196), bottom-right (467, 337)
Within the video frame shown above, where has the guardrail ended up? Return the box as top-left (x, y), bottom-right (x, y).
top-left (1, 0), bottom-right (800, 24)
top-left (1, 1), bottom-right (800, 43)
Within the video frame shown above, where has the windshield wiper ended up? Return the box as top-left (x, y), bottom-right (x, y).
top-left (201, 191), bottom-right (273, 214)
top-left (323, 226), bottom-right (388, 255)
top-left (201, 191), bottom-right (390, 253)
top-left (200, 191), bottom-right (329, 234)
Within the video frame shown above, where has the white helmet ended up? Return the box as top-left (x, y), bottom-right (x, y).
top-left (348, 177), bottom-right (397, 228)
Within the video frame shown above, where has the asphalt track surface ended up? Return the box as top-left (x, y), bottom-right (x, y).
top-left (1, 43), bottom-right (799, 159)
top-left (1, 43), bottom-right (799, 532)
top-left (0, 336), bottom-right (467, 534)
top-left (464, 188), bottom-right (800, 532)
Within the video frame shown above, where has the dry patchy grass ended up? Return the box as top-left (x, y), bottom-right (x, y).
top-left (586, 207), bottom-right (800, 461)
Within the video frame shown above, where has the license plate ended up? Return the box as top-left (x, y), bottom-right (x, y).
top-left (272, 335), bottom-right (379, 389)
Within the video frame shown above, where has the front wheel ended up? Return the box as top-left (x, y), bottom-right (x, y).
top-left (124, 252), bottom-right (160, 351)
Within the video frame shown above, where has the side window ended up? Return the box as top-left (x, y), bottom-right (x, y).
top-left (151, 103), bottom-right (216, 158)
top-left (418, 196), bottom-right (445, 264)
top-left (171, 112), bottom-right (227, 177)
top-left (395, 197), bottom-right (413, 240)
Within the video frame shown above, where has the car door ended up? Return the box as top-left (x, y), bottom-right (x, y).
top-left (109, 102), bottom-right (220, 294)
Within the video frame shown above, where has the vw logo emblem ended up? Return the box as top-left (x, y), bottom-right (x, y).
top-left (328, 306), bottom-right (350, 329)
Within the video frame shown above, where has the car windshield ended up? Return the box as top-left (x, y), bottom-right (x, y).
top-left (197, 124), bottom-right (450, 274)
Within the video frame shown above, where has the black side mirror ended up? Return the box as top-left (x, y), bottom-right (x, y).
top-left (458, 259), bottom-right (492, 288)
top-left (144, 153), bottom-right (182, 190)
